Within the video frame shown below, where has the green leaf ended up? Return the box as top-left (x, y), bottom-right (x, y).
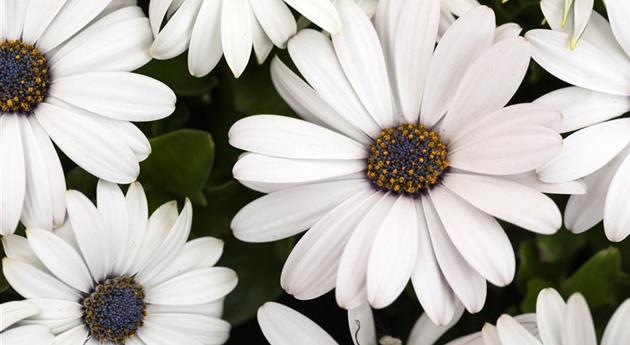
top-left (135, 53), bottom-right (217, 97)
top-left (536, 230), bottom-right (586, 263)
top-left (561, 247), bottom-right (624, 308)
top-left (521, 278), bottom-right (553, 312)
top-left (139, 129), bottom-right (215, 198)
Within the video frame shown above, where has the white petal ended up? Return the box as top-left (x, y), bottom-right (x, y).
top-left (605, 0), bottom-right (630, 58)
top-left (26, 228), bottom-right (93, 293)
top-left (347, 304), bottom-right (376, 345)
top-left (97, 180), bottom-right (128, 274)
top-left (602, 299), bottom-right (630, 345)
top-left (147, 301), bottom-right (224, 318)
top-left (332, 0), bottom-right (395, 128)
top-left (144, 313), bottom-right (231, 345)
top-left (1, 301), bottom-right (38, 331)
top-left (562, 294), bottom-right (597, 345)
top-left (287, 29), bottom-right (380, 137)
top-left (0, 325), bottom-right (55, 345)
top-left (603, 152), bottom-right (630, 242)
top-left (0, 115), bottom-right (25, 235)
top-left (233, 179), bottom-right (368, 243)
top-left (138, 322), bottom-right (203, 345)
top-left (281, 190), bottom-right (378, 300)
top-left (249, 0), bottom-right (296, 48)
top-left (440, 38), bottom-right (531, 140)
top-left (22, 0), bottom-right (66, 44)
top-left (336, 194), bottom-right (395, 309)
top-left (430, 186), bottom-right (515, 287)
top-left (449, 124), bottom-right (562, 176)
top-left (269, 57), bottom-right (369, 143)
top-left (442, 173), bottom-right (561, 234)
top-left (120, 182), bottom-right (149, 274)
top-left (151, 0), bottom-right (203, 60)
top-left (53, 326), bottom-right (89, 345)
top-left (1, 234), bottom-right (44, 269)
top-left (504, 172), bottom-right (587, 195)
top-left (420, 6), bottom-right (495, 127)
top-left (496, 315), bottom-right (543, 345)
top-left (2, 258), bottom-right (81, 300)
top-left (20, 298), bottom-right (83, 333)
top-left (107, 120), bottom-right (152, 161)
top-left (412, 200), bottom-right (460, 326)
top-left (526, 29), bottom-right (630, 96)
top-left (538, 118), bottom-right (630, 183)
top-left (233, 153), bottom-right (365, 184)
top-left (571, 0), bottom-right (594, 48)
top-left (3, 0), bottom-right (28, 40)
top-left (188, 0), bottom-right (223, 77)
top-left (284, 0), bottom-right (341, 34)
top-left (393, 0), bottom-right (440, 123)
top-left (367, 196), bottom-right (418, 309)
top-left (221, 0), bottom-right (253, 78)
top-left (65, 190), bottom-right (109, 282)
top-left (229, 115), bottom-right (366, 160)
top-left (145, 267), bottom-right (238, 305)
top-left (407, 305), bottom-right (465, 345)
top-left (36, 0), bottom-right (111, 52)
top-left (35, 101), bottom-right (139, 184)
top-left (422, 197), bottom-right (487, 313)
top-left (257, 302), bottom-right (338, 345)
top-left (251, 12), bottom-right (274, 64)
top-left (149, 0), bottom-right (173, 35)
top-left (494, 23), bottom-right (523, 43)
top-left (536, 288), bottom-right (566, 345)
top-left (50, 11), bottom-right (152, 76)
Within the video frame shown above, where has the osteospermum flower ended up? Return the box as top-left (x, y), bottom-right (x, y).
top-left (1, 301), bottom-right (55, 345)
top-left (258, 302), bottom-right (463, 345)
top-left (230, 0), bottom-right (580, 325)
top-left (449, 288), bottom-right (630, 345)
top-left (2, 180), bottom-right (238, 344)
top-left (539, 0), bottom-right (594, 49)
top-left (526, 0), bottom-right (630, 242)
top-left (149, 0), bottom-right (343, 78)
top-left (0, 1), bottom-right (176, 236)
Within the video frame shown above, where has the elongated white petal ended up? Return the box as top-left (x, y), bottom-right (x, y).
top-left (538, 118), bottom-right (630, 183)
top-left (151, 0), bottom-right (203, 60)
top-left (284, 0), bottom-right (341, 34)
top-left (421, 6), bottom-right (495, 127)
top-left (407, 305), bottom-right (464, 345)
top-left (2, 258), bottom-right (81, 300)
top-left (3, 0), bottom-right (28, 40)
top-left (22, 298), bottom-right (83, 333)
top-left (605, 0), bottom-right (630, 58)
top-left (527, 29), bottom-right (630, 96)
top-left (53, 326), bottom-right (88, 345)
top-left (129, 201), bottom-right (178, 275)
top-left (562, 294), bottom-right (597, 345)
top-left (602, 299), bottom-right (630, 345)
top-left (0, 325), bottom-right (55, 345)
top-left (494, 23), bottom-right (522, 43)
top-left (430, 186), bottom-right (515, 287)
top-left (249, 0), bottom-right (296, 48)
top-left (442, 173), bottom-right (561, 234)
top-left (422, 197), bottom-right (487, 313)
top-left (1, 301), bottom-right (38, 331)
top-left (144, 313), bottom-right (231, 345)
top-left (188, 0), bottom-right (223, 77)
top-left (258, 302), bottom-right (338, 345)
top-left (535, 86), bottom-right (630, 133)
top-left (149, 0), bottom-right (173, 35)
top-left (571, 0), bottom-right (594, 49)
top-left (221, 0), bottom-right (253, 78)
top-left (282, 190), bottom-right (378, 300)
top-left (97, 180), bottom-right (128, 274)
top-left (22, 0), bottom-right (66, 44)
top-left (504, 172), bottom-right (587, 196)
top-left (603, 152), bottom-right (630, 242)
top-left (233, 179), bottom-right (367, 243)
top-left (496, 315), bottom-right (543, 345)
top-left (536, 288), bottom-right (565, 345)
top-left (138, 323), bottom-right (203, 345)
top-left (367, 196), bottom-right (418, 308)
top-left (121, 182), bottom-right (149, 274)
top-left (145, 267), bottom-right (238, 305)
top-left (0, 115), bottom-right (25, 235)
top-left (149, 237), bottom-right (224, 285)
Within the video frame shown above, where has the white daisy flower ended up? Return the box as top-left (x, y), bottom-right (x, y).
top-left (526, 0), bottom-right (630, 242)
top-left (149, 0), bottom-right (343, 78)
top-left (1, 301), bottom-right (55, 345)
top-left (230, 0), bottom-right (580, 325)
top-left (540, 0), bottom-right (594, 49)
top-left (257, 302), bottom-right (463, 345)
top-left (0, 1), bottom-right (176, 236)
top-left (448, 288), bottom-right (630, 345)
top-left (1, 180), bottom-right (238, 345)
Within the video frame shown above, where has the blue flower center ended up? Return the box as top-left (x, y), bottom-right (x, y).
top-left (82, 276), bottom-right (147, 344)
top-left (366, 123), bottom-right (448, 196)
top-left (0, 40), bottom-right (49, 114)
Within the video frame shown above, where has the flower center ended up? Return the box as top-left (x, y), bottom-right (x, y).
top-left (82, 276), bottom-right (147, 344)
top-left (366, 123), bottom-right (448, 196)
top-left (0, 40), bottom-right (49, 114)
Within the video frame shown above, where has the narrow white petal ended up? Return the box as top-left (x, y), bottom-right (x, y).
top-left (0, 115), bottom-right (25, 235)
top-left (188, 0), bottom-right (223, 77)
top-left (257, 302), bottom-right (338, 345)
top-left (504, 172), bottom-right (587, 196)
top-left (482, 323), bottom-right (502, 345)
top-left (422, 197), bottom-right (487, 313)
top-left (281, 190), bottom-right (378, 300)
top-left (249, 0), bottom-right (296, 48)
top-left (148, 237), bottom-right (224, 285)
top-left (151, 0), bottom-right (203, 60)
top-left (97, 180), bottom-right (129, 274)
top-left (367, 196), bottom-right (418, 309)
top-left (603, 152), bottom-right (630, 242)
top-left (251, 11), bottom-right (274, 64)
top-left (1, 301), bottom-right (38, 331)
top-left (3, 0), bottom-right (28, 40)
top-left (233, 179), bottom-right (368, 243)
top-left (221, 0), bottom-right (253, 78)
top-left (53, 326), bottom-right (89, 345)
top-left (22, 0), bottom-right (66, 44)
top-left (121, 182), bottom-right (149, 274)
top-left (149, 0), bottom-right (173, 35)
top-left (538, 118), bottom-right (630, 183)
top-left (138, 323), bottom-right (203, 345)
top-left (430, 186), bottom-right (515, 287)
top-left (421, 6), bottom-right (495, 127)
top-left (21, 298), bottom-right (83, 333)
top-left (494, 23), bottom-right (523, 43)
top-left (536, 288), bottom-right (566, 345)
top-left (0, 325), bottom-right (55, 345)
top-left (129, 201), bottom-right (178, 275)
top-left (2, 258), bottom-right (81, 300)
top-left (407, 305), bottom-right (465, 345)
top-left (442, 173), bottom-right (561, 234)
top-left (602, 299), bottom-right (630, 345)
top-left (562, 294), bottom-right (597, 345)
top-left (144, 313), bottom-right (231, 344)
top-left (535, 86), bottom-right (630, 133)
top-left (145, 267), bottom-right (238, 305)
top-left (284, 0), bottom-right (341, 34)
top-left (347, 304), bottom-right (376, 345)
top-left (496, 315), bottom-right (543, 345)
top-left (1, 234), bottom-right (43, 269)
top-left (571, 0), bottom-right (594, 48)
top-left (605, 0), bottom-right (630, 58)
